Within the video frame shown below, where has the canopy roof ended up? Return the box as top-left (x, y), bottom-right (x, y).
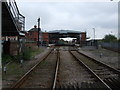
top-left (49, 30), bottom-right (81, 34)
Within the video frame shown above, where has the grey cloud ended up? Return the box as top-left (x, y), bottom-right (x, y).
top-left (17, 1), bottom-right (118, 39)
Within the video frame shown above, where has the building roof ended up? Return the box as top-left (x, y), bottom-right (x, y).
top-left (28, 25), bottom-right (39, 32)
top-left (49, 30), bottom-right (81, 34)
top-left (29, 27), bottom-right (38, 32)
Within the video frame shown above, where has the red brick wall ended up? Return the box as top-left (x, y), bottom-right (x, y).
top-left (81, 32), bottom-right (86, 41)
top-left (9, 41), bottom-right (18, 55)
top-left (8, 41), bottom-right (37, 55)
top-left (26, 31), bottom-right (38, 41)
top-left (42, 32), bottom-right (49, 43)
top-left (26, 31), bottom-right (49, 43)
top-left (80, 32), bottom-right (86, 46)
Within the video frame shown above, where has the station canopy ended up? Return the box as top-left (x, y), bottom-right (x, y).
top-left (49, 30), bottom-right (81, 34)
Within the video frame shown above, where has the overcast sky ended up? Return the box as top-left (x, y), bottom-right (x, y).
top-left (16, 0), bottom-right (118, 39)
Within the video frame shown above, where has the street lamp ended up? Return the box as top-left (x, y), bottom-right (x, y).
top-left (93, 28), bottom-right (95, 45)
top-left (93, 28), bottom-right (95, 41)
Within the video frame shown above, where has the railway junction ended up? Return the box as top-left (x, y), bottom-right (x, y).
top-left (1, 0), bottom-right (120, 90)
top-left (2, 45), bottom-right (120, 89)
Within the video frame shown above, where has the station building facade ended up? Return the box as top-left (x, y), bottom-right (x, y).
top-left (26, 28), bottom-right (86, 46)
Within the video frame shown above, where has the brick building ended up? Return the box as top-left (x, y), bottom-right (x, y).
top-left (80, 32), bottom-right (86, 41)
top-left (80, 32), bottom-right (86, 46)
top-left (2, 1), bottom-right (25, 55)
top-left (42, 32), bottom-right (49, 45)
top-left (26, 25), bottom-right (39, 41)
top-left (26, 25), bottom-right (49, 46)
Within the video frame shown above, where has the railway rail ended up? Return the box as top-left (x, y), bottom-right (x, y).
top-left (52, 48), bottom-right (60, 90)
top-left (70, 50), bottom-right (120, 89)
top-left (10, 47), bottom-right (60, 89)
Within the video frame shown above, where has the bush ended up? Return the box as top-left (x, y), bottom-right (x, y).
top-left (22, 46), bottom-right (42, 60)
top-left (2, 46), bottom-right (43, 64)
top-left (22, 47), bottom-right (31, 60)
top-left (102, 34), bottom-right (117, 42)
top-left (2, 55), bottom-right (12, 64)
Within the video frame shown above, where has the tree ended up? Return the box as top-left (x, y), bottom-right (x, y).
top-left (102, 34), bottom-right (117, 42)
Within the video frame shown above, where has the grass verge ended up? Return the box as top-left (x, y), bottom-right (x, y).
top-left (2, 46), bottom-right (46, 88)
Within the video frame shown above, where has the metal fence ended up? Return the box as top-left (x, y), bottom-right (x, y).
top-left (101, 42), bottom-right (120, 52)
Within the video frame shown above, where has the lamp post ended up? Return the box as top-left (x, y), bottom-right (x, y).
top-left (79, 34), bottom-right (81, 46)
top-left (38, 18), bottom-right (40, 47)
top-left (93, 28), bottom-right (95, 41)
top-left (93, 28), bottom-right (95, 45)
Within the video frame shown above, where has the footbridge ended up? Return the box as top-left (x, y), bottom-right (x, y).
top-left (49, 30), bottom-right (86, 46)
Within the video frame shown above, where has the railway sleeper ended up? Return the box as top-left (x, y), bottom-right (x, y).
top-left (81, 82), bottom-right (94, 88)
top-left (60, 84), bottom-right (68, 90)
top-left (104, 78), bottom-right (119, 89)
top-left (88, 82), bottom-right (104, 90)
top-left (57, 82), bottom-right (109, 90)
top-left (109, 78), bottom-right (120, 88)
top-left (92, 82), bottom-right (100, 88)
top-left (94, 69), bottom-right (112, 74)
top-left (76, 83), bottom-right (80, 90)
top-left (107, 78), bottom-right (119, 88)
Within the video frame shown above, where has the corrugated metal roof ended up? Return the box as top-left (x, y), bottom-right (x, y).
top-left (49, 30), bottom-right (81, 33)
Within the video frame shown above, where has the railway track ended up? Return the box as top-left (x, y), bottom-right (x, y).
top-left (9, 46), bottom-right (120, 89)
top-left (56, 50), bottom-right (109, 89)
top-left (70, 50), bottom-right (120, 89)
top-left (10, 47), bottom-right (60, 89)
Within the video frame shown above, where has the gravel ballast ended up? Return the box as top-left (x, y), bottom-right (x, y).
top-left (58, 50), bottom-right (97, 87)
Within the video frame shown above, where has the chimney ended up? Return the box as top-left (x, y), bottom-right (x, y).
top-left (34, 25), bottom-right (37, 28)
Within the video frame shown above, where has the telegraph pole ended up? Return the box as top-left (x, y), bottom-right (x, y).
top-left (38, 18), bottom-right (40, 47)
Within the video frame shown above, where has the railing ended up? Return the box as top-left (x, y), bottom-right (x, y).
top-left (4, 0), bottom-right (25, 31)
